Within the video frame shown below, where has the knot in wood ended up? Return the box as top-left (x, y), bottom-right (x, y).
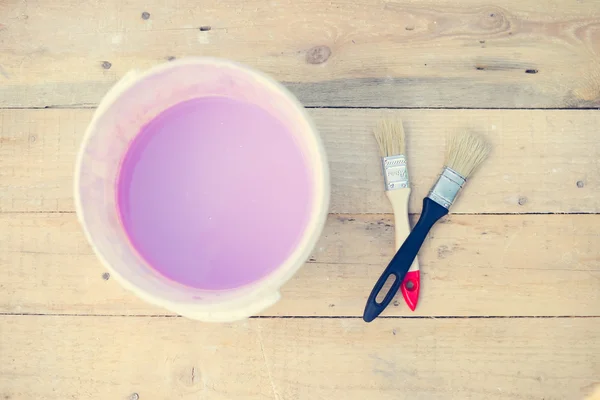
top-left (306, 46), bottom-right (331, 64)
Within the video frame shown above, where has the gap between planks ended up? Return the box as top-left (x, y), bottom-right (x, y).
top-left (1, 313), bottom-right (599, 319)
top-left (2, 211), bottom-right (600, 215)
top-left (1, 106), bottom-right (600, 110)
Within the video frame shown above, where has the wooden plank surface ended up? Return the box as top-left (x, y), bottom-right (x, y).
top-left (2, 1), bottom-right (600, 398)
top-left (0, 316), bottom-right (598, 400)
top-left (1, 108), bottom-right (599, 214)
top-left (2, 213), bottom-right (598, 316)
top-left (1, 0), bottom-right (599, 108)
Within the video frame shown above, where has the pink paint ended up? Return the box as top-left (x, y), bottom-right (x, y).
top-left (116, 96), bottom-right (313, 290)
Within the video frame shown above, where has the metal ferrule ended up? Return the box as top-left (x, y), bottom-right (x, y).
top-left (382, 155), bottom-right (409, 190)
top-left (427, 167), bottom-right (466, 209)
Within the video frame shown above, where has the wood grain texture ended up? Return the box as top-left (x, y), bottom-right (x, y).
top-left (1, 108), bottom-right (599, 214)
top-left (1, 0), bottom-right (599, 108)
top-left (0, 316), bottom-right (598, 400)
top-left (2, 1), bottom-right (599, 397)
top-left (2, 213), bottom-right (598, 316)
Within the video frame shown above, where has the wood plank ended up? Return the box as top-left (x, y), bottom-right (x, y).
top-left (0, 316), bottom-right (598, 399)
top-left (1, 213), bottom-right (598, 316)
top-left (1, 108), bottom-right (599, 214)
top-left (0, 0), bottom-right (599, 108)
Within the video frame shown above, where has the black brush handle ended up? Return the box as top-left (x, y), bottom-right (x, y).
top-left (363, 197), bottom-right (449, 323)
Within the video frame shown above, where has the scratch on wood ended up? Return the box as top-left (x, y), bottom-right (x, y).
top-left (499, 225), bottom-right (524, 265)
top-left (369, 354), bottom-right (414, 379)
top-left (0, 65), bottom-right (9, 80)
top-left (254, 322), bottom-right (279, 400)
top-left (437, 245), bottom-right (452, 259)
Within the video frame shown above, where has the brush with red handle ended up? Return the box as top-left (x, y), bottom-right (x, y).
top-left (372, 119), bottom-right (421, 311)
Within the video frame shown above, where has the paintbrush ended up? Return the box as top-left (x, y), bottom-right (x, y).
top-left (373, 119), bottom-right (421, 311)
top-left (364, 132), bottom-right (491, 322)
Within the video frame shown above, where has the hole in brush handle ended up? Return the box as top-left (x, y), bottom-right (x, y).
top-left (363, 271), bottom-right (401, 322)
top-left (375, 274), bottom-right (398, 304)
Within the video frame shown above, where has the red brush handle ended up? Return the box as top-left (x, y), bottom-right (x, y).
top-left (400, 270), bottom-right (420, 311)
top-left (386, 189), bottom-right (422, 312)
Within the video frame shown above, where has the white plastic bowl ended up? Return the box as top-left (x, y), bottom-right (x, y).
top-left (74, 58), bottom-right (330, 322)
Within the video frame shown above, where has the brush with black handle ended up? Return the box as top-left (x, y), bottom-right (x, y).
top-left (363, 132), bottom-right (491, 323)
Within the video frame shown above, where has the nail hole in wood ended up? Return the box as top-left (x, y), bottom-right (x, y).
top-left (525, 69), bottom-right (538, 74)
top-left (199, 26), bottom-right (211, 31)
top-left (102, 272), bottom-right (110, 280)
top-left (141, 12), bottom-right (150, 20)
top-left (518, 196), bottom-right (527, 206)
top-left (577, 180), bottom-right (584, 188)
top-left (101, 61), bottom-right (112, 69)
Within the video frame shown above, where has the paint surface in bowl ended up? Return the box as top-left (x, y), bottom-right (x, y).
top-left (116, 96), bottom-right (313, 290)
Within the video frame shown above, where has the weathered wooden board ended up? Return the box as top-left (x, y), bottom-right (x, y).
top-left (1, 108), bottom-right (598, 214)
top-left (1, 213), bottom-right (598, 316)
top-left (1, 0), bottom-right (599, 108)
top-left (2, 0), bottom-right (599, 398)
top-left (0, 316), bottom-right (598, 400)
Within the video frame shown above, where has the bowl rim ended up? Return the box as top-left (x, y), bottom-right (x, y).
top-left (74, 57), bottom-right (330, 321)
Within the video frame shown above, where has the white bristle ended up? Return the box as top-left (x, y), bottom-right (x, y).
top-left (445, 132), bottom-right (491, 178)
top-left (373, 119), bottom-right (406, 157)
